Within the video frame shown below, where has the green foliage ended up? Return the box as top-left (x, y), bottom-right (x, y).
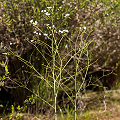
top-left (0, 42), bottom-right (3, 49)
top-left (24, 94), bottom-right (35, 105)
top-left (0, 104), bottom-right (3, 108)
top-left (0, 61), bottom-right (5, 67)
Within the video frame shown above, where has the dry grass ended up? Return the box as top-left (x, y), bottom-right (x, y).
top-left (1, 90), bottom-right (120, 120)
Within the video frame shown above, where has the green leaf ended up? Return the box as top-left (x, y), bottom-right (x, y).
top-left (5, 66), bottom-right (9, 75)
top-left (0, 104), bottom-right (3, 107)
top-left (0, 42), bottom-right (3, 49)
top-left (1, 81), bottom-right (4, 86)
top-left (0, 61), bottom-right (5, 67)
top-left (17, 105), bottom-right (21, 110)
top-left (2, 53), bottom-right (7, 55)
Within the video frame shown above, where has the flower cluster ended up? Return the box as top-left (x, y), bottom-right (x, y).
top-left (58, 30), bottom-right (69, 33)
top-left (64, 14), bottom-right (70, 18)
top-left (30, 19), bottom-right (37, 25)
top-left (33, 31), bottom-right (41, 36)
top-left (41, 9), bottom-right (50, 16)
top-left (79, 27), bottom-right (86, 30)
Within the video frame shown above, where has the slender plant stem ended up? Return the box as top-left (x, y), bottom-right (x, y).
top-left (51, 17), bottom-right (57, 120)
top-left (74, 28), bottom-right (81, 120)
top-left (74, 42), bottom-right (77, 120)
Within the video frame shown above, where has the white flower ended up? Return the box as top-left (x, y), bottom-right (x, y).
top-left (34, 31), bottom-right (41, 35)
top-left (59, 6), bottom-right (62, 9)
top-left (33, 31), bottom-right (37, 34)
top-left (49, 26), bottom-right (51, 29)
top-left (75, 6), bottom-right (77, 10)
top-left (33, 21), bottom-right (37, 25)
top-left (47, 7), bottom-right (52, 9)
top-left (41, 10), bottom-right (46, 12)
top-left (59, 30), bottom-right (64, 33)
top-left (39, 33), bottom-right (41, 36)
top-left (44, 33), bottom-right (48, 36)
top-left (10, 42), bottom-right (13, 45)
top-left (83, 27), bottom-right (86, 30)
top-left (64, 14), bottom-right (70, 18)
top-left (59, 30), bottom-right (69, 33)
top-left (33, 31), bottom-right (38, 34)
top-left (46, 24), bottom-right (50, 26)
top-left (30, 20), bottom-right (37, 25)
top-left (44, 10), bottom-right (46, 12)
top-left (45, 12), bottom-right (50, 16)
top-left (65, 44), bottom-right (68, 50)
top-left (30, 40), bottom-right (34, 42)
top-left (63, 30), bottom-right (69, 33)
top-left (52, 25), bottom-right (55, 27)
top-left (30, 19), bottom-right (33, 23)
top-left (79, 27), bottom-right (82, 29)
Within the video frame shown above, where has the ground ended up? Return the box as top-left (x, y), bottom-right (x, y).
top-left (1, 90), bottom-right (120, 120)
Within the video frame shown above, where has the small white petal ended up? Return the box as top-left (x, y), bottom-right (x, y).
top-left (33, 31), bottom-right (39, 35)
top-left (33, 21), bottom-right (37, 25)
top-left (41, 10), bottom-right (44, 12)
top-left (39, 33), bottom-right (41, 35)
top-left (30, 19), bottom-right (33, 23)
top-left (44, 10), bottom-right (46, 12)
top-left (64, 14), bottom-right (70, 17)
top-left (44, 33), bottom-right (48, 36)
top-left (45, 12), bottom-right (50, 16)
top-left (33, 31), bottom-right (37, 34)
top-left (59, 6), bottom-right (62, 9)
top-left (46, 24), bottom-right (50, 26)
top-left (63, 30), bottom-right (69, 33)
top-left (59, 30), bottom-right (61, 32)
top-left (10, 42), bottom-right (13, 45)
top-left (79, 27), bottom-right (82, 29)
top-left (65, 44), bottom-right (68, 49)
top-left (59, 30), bottom-right (63, 33)
top-left (30, 40), bottom-right (34, 42)
top-left (47, 7), bottom-right (52, 9)
top-left (75, 6), bottom-right (77, 10)
top-left (52, 25), bottom-right (55, 27)
top-left (83, 27), bottom-right (86, 30)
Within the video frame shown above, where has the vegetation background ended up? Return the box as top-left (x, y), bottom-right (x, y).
top-left (0, 0), bottom-right (120, 119)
